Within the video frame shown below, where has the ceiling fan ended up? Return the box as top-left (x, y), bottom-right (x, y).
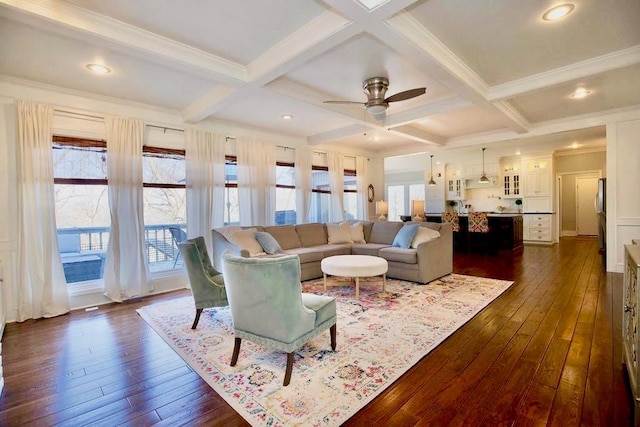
top-left (323, 77), bottom-right (426, 120)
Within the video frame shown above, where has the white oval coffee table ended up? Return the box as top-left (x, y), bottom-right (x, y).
top-left (321, 255), bottom-right (388, 299)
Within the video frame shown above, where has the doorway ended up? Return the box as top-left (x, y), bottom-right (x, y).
top-left (576, 175), bottom-right (599, 236)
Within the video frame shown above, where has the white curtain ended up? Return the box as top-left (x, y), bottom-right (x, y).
top-left (295, 147), bottom-right (313, 224)
top-left (356, 156), bottom-right (369, 220)
top-left (103, 116), bottom-right (149, 302)
top-left (236, 137), bottom-right (276, 226)
top-left (185, 128), bottom-right (226, 251)
top-left (327, 151), bottom-right (345, 222)
top-left (16, 100), bottom-right (70, 321)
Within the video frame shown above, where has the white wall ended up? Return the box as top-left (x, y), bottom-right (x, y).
top-left (608, 115), bottom-right (640, 272)
top-left (0, 81), bottom-right (383, 324)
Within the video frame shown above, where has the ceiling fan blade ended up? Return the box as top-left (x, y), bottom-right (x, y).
top-left (385, 87), bottom-right (426, 103)
top-left (323, 100), bottom-right (365, 105)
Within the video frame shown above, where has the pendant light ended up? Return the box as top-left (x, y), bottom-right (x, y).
top-left (479, 147), bottom-right (490, 184)
top-left (428, 154), bottom-right (436, 186)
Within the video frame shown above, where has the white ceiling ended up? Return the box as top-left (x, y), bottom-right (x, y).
top-left (1, 0), bottom-right (637, 158)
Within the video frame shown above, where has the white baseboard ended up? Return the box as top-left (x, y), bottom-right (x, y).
top-left (562, 230), bottom-right (578, 237)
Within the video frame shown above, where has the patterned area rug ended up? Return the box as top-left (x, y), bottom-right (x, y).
top-left (137, 274), bottom-right (513, 426)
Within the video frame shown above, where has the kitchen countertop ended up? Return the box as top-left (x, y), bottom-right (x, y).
top-left (426, 213), bottom-right (523, 217)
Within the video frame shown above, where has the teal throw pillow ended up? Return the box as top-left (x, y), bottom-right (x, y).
top-left (392, 224), bottom-right (420, 249)
top-left (255, 231), bottom-right (283, 255)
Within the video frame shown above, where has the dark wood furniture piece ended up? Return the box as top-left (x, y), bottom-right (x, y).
top-left (427, 213), bottom-right (523, 252)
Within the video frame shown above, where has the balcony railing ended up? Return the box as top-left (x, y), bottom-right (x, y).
top-left (57, 223), bottom-right (186, 283)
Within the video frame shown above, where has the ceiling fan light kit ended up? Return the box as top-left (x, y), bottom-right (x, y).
top-left (324, 76), bottom-right (426, 120)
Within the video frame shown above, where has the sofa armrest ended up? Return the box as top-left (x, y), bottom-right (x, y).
top-left (211, 228), bottom-right (245, 272)
top-left (414, 223), bottom-right (453, 283)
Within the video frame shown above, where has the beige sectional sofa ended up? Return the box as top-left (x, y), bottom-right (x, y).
top-left (211, 220), bottom-right (452, 285)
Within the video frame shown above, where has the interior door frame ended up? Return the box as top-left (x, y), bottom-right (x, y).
top-left (555, 169), bottom-right (602, 240)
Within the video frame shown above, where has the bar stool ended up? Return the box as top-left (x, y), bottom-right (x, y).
top-left (442, 211), bottom-right (463, 251)
top-left (467, 212), bottom-right (492, 253)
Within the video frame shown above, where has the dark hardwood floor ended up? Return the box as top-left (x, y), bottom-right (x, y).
top-left (0, 237), bottom-right (633, 426)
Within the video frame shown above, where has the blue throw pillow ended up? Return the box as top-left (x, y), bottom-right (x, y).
top-left (392, 224), bottom-right (420, 249)
top-left (255, 231), bottom-right (283, 255)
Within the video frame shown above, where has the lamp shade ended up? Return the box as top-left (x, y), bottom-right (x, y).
top-left (375, 200), bottom-right (388, 215)
top-left (411, 200), bottom-right (425, 217)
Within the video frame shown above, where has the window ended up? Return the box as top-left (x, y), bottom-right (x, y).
top-left (276, 162), bottom-right (296, 224)
top-left (310, 166), bottom-right (330, 223)
top-left (343, 169), bottom-right (357, 220)
top-left (142, 146), bottom-right (186, 273)
top-left (387, 185), bottom-right (405, 221)
top-left (224, 156), bottom-right (239, 226)
top-left (53, 136), bottom-right (110, 284)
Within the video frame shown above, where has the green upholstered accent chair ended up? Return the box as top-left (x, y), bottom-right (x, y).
top-left (221, 251), bottom-right (337, 386)
top-left (178, 236), bottom-right (228, 329)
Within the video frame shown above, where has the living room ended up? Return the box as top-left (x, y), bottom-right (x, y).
top-left (0, 1), bottom-right (639, 425)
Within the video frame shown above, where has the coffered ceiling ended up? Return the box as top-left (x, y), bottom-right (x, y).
top-left (1, 0), bottom-right (638, 156)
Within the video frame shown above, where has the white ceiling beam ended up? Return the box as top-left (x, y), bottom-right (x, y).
top-left (182, 85), bottom-right (238, 123)
top-left (387, 96), bottom-right (472, 127)
top-left (0, 0), bottom-right (246, 83)
top-left (307, 124), bottom-right (374, 145)
top-left (488, 45), bottom-right (640, 101)
top-left (387, 125), bottom-right (446, 145)
top-left (183, 10), bottom-right (359, 123)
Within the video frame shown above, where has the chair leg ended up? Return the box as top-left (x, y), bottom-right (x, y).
top-left (330, 324), bottom-right (337, 351)
top-left (284, 352), bottom-right (295, 386)
top-left (231, 337), bottom-right (242, 366)
top-left (191, 308), bottom-right (203, 329)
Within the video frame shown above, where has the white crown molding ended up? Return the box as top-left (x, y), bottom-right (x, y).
top-left (386, 12), bottom-right (489, 99)
top-left (554, 146), bottom-right (606, 157)
top-left (488, 45), bottom-right (640, 101)
top-left (0, 0), bottom-right (247, 83)
top-left (491, 101), bottom-right (530, 133)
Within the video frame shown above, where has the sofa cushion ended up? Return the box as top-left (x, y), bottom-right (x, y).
top-left (350, 222), bottom-right (366, 244)
top-left (228, 228), bottom-right (265, 256)
top-left (264, 225), bottom-right (302, 250)
top-left (411, 227), bottom-right (441, 248)
top-left (296, 223), bottom-right (327, 247)
top-left (379, 247), bottom-right (418, 264)
top-left (255, 231), bottom-right (283, 254)
top-left (350, 243), bottom-right (391, 256)
top-left (392, 224), bottom-right (420, 249)
top-left (327, 221), bottom-right (353, 244)
top-left (317, 244), bottom-right (352, 258)
top-left (283, 247), bottom-right (325, 263)
top-left (368, 221), bottom-right (404, 245)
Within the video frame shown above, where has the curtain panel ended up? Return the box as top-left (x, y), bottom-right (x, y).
top-left (236, 137), bottom-right (276, 226)
top-left (103, 116), bottom-right (150, 302)
top-left (356, 156), bottom-right (369, 220)
top-left (185, 128), bottom-right (226, 252)
top-left (16, 100), bottom-right (70, 321)
top-left (327, 151), bottom-right (345, 222)
top-left (294, 147), bottom-right (313, 224)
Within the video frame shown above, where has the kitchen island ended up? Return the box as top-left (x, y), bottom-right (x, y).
top-left (426, 213), bottom-right (523, 252)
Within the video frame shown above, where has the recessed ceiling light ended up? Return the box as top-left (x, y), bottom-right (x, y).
top-left (570, 88), bottom-right (591, 99)
top-left (281, 114), bottom-right (293, 120)
top-left (515, 151), bottom-right (521, 155)
top-left (570, 142), bottom-right (580, 149)
top-left (86, 63), bottom-right (111, 74)
top-left (542, 3), bottom-right (575, 21)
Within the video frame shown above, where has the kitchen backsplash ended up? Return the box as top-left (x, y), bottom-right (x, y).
top-left (449, 187), bottom-right (521, 213)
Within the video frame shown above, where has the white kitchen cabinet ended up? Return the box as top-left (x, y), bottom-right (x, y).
top-left (523, 156), bottom-right (552, 197)
top-left (523, 213), bottom-right (554, 244)
top-left (623, 243), bottom-right (640, 423)
top-left (446, 178), bottom-right (465, 200)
